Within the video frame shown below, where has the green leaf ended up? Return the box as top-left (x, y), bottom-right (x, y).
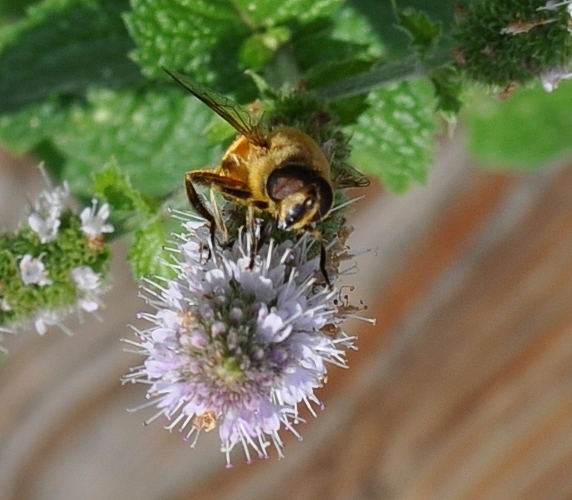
top-left (395, 7), bottom-right (441, 57)
top-left (93, 160), bottom-right (176, 277)
top-left (124, 0), bottom-right (252, 95)
top-left (348, 0), bottom-right (472, 55)
top-left (0, 84), bottom-right (225, 200)
top-left (430, 64), bottom-right (463, 118)
top-left (348, 78), bottom-right (437, 194)
top-left (0, 0), bottom-right (36, 20)
top-left (0, 98), bottom-right (66, 154)
top-left (293, 3), bottom-right (384, 123)
top-left (305, 58), bottom-right (375, 125)
top-left (125, 0), bottom-right (368, 99)
top-left (464, 83), bottom-right (572, 169)
top-left (92, 158), bottom-right (153, 215)
top-left (239, 27), bottom-right (292, 71)
top-left (293, 3), bottom-right (383, 75)
top-left (53, 86), bottom-right (223, 197)
top-left (330, 2), bottom-right (384, 56)
top-left (305, 58), bottom-right (374, 91)
top-left (0, 0), bottom-right (142, 114)
top-left (232, 0), bottom-right (340, 26)
top-left (128, 219), bottom-right (172, 279)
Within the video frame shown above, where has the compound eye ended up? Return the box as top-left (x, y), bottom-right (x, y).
top-left (284, 202), bottom-right (308, 228)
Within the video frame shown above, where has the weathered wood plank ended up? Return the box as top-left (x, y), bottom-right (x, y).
top-left (2, 140), bottom-right (572, 500)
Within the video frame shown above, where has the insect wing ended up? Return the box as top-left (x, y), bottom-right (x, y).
top-left (163, 67), bottom-right (266, 146)
top-left (334, 164), bottom-right (370, 189)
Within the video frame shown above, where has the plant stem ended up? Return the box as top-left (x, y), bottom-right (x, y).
top-left (265, 44), bottom-right (302, 89)
top-left (314, 46), bottom-right (453, 101)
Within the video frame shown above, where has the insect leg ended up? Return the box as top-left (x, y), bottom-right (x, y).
top-left (190, 171), bottom-right (254, 201)
top-left (319, 240), bottom-right (331, 288)
top-left (185, 171), bottom-right (217, 246)
top-left (304, 227), bottom-right (331, 287)
top-left (185, 170), bottom-right (255, 247)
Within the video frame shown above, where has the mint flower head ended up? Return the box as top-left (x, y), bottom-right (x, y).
top-left (125, 211), bottom-right (369, 466)
top-left (0, 169), bottom-right (113, 341)
top-left (453, 0), bottom-right (572, 89)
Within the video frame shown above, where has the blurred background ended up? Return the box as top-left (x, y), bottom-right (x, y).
top-left (2, 124), bottom-right (572, 500)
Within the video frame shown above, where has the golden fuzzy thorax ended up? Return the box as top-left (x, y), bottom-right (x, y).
top-left (215, 126), bottom-right (332, 228)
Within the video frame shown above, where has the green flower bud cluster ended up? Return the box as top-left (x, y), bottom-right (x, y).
top-left (453, 0), bottom-right (572, 89)
top-left (0, 179), bottom-right (113, 338)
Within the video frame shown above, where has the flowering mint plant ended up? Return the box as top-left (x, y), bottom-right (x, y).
top-left (453, 0), bottom-right (572, 92)
top-left (0, 167), bottom-right (113, 338)
top-left (118, 69), bottom-right (374, 462)
top-left (124, 210), bottom-right (366, 465)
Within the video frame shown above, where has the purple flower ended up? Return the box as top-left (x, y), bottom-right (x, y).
top-left (125, 213), bottom-right (366, 466)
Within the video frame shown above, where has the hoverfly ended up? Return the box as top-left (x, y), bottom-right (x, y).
top-left (164, 68), bottom-right (369, 283)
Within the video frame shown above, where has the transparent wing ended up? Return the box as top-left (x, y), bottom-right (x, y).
top-left (163, 67), bottom-right (267, 146)
top-left (333, 163), bottom-right (370, 189)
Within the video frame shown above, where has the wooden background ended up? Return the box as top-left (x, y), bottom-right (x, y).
top-left (1, 132), bottom-right (572, 500)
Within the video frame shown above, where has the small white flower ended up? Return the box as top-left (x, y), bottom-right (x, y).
top-left (36, 182), bottom-right (70, 217)
top-left (2, 166), bottom-right (114, 338)
top-left (71, 266), bottom-right (101, 291)
top-left (80, 200), bottom-right (114, 238)
top-left (28, 212), bottom-right (61, 244)
top-left (540, 67), bottom-right (572, 91)
top-left (538, 0), bottom-right (572, 12)
top-left (77, 297), bottom-right (100, 313)
top-left (33, 309), bottom-right (73, 336)
top-left (27, 180), bottom-right (70, 243)
top-left (71, 266), bottom-right (106, 313)
top-left (19, 254), bottom-right (52, 287)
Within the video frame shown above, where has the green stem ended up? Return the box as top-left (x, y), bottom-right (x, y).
top-left (265, 44), bottom-right (302, 89)
top-left (314, 46), bottom-right (453, 101)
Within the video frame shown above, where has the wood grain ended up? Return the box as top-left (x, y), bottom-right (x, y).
top-left (1, 137), bottom-right (572, 500)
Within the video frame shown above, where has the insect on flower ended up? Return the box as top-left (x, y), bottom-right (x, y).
top-left (163, 68), bottom-right (370, 283)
